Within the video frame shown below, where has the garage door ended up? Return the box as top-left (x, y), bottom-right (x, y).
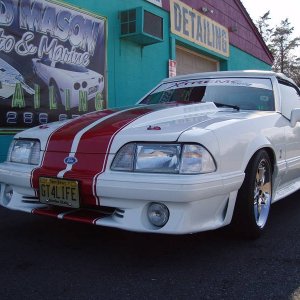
top-left (176, 46), bottom-right (219, 76)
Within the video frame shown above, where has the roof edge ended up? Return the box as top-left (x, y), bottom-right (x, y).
top-left (235, 0), bottom-right (274, 63)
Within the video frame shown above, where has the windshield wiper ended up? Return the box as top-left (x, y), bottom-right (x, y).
top-left (212, 102), bottom-right (240, 111)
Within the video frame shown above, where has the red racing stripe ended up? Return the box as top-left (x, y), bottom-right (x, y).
top-left (62, 106), bottom-right (157, 206)
top-left (31, 105), bottom-right (163, 208)
top-left (31, 109), bottom-right (117, 191)
top-left (32, 207), bottom-right (70, 218)
top-left (32, 207), bottom-right (108, 224)
top-left (63, 210), bottom-right (107, 224)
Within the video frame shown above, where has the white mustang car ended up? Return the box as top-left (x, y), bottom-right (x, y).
top-left (32, 58), bottom-right (104, 108)
top-left (1, 70), bottom-right (300, 238)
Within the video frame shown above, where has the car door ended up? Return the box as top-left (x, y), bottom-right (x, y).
top-left (279, 80), bottom-right (300, 185)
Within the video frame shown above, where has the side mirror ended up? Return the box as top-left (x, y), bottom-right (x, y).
top-left (290, 108), bottom-right (300, 127)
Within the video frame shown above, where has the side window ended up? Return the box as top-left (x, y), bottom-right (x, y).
top-left (279, 82), bottom-right (300, 119)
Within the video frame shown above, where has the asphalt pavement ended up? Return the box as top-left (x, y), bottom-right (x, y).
top-left (0, 192), bottom-right (300, 300)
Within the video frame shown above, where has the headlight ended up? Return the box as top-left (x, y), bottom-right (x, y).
top-left (136, 144), bottom-right (181, 173)
top-left (111, 143), bottom-right (216, 174)
top-left (110, 143), bottom-right (135, 171)
top-left (8, 139), bottom-right (40, 165)
top-left (180, 144), bottom-right (216, 174)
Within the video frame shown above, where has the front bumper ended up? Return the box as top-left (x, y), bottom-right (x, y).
top-left (95, 171), bottom-right (244, 233)
top-left (0, 162), bottom-right (244, 234)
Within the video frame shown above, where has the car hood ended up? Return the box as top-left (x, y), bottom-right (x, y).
top-left (16, 102), bottom-right (253, 153)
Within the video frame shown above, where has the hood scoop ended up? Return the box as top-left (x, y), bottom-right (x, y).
top-left (131, 102), bottom-right (218, 130)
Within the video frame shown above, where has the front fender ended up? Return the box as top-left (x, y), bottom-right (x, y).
top-left (241, 136), bottom-right (276, 172)
top-left (210, 117), bottom-right (284, 177)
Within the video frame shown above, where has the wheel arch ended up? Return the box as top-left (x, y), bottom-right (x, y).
top-left (244, 147), bottom-right (275, 173)
top-left (241, 136), bottom-right (276, 175)
top-left (263, 147), bottom-right (276, 173)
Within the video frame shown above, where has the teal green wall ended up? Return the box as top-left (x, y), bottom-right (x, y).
top-left (0, 136), bottom-right (13, 162)
top-left (227, 45), bottom-right (272, 71)
top-left (62, 0), bottom-right (171, 107)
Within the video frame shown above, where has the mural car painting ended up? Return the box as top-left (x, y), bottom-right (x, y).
top-left (0, 0), bottom-right (107, 131)
top-left (32, 58), bottom-right (104, 109)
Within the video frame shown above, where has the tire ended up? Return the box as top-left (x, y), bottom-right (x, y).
top-left (232, 150), bottom-right (272, 239)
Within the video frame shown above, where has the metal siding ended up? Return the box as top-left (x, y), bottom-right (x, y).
top-left (176, 46), bottom-right (218, 75)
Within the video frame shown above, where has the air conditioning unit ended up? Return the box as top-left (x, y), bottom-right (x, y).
top-left (120, 7), bottom-right (163, 46)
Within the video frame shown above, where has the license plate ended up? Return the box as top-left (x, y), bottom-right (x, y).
top-left (39, 177), bottom-right (80, 208)
top-left (88, 85), bottom-right (98, 95)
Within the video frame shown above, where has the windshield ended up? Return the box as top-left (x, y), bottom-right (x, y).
top-left (140, 78), bottom-right (275, 111)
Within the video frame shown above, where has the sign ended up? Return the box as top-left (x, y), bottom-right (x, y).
top-left (170, 0), bottom-right (229, 57)
top-left (146, 0), bottom-right (162, 7)
top-left (168, 59), bottom-right (177, 77)
top-left (0, 0), bottom-right (107, 132)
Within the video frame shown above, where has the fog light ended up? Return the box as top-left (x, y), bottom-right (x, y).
top-left (147, 203), bottom-right (169, 227)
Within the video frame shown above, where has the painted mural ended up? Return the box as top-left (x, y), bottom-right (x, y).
top-left (0, 0), bottom-right (107, 132)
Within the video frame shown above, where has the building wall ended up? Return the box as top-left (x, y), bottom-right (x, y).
top-left (162, 0), bottom-right (273, 65)
top-left (63, 0), bottom-right (171, 107)
top-left (0, 136), bottom-right (13, 162)
top-left (228, 45), bottom-right (272, 70)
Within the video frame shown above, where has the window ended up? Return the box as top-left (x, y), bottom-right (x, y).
top-left (141, 78), bottom-right (275, 111)
top-left (279, 80), bottom-right (300, 119)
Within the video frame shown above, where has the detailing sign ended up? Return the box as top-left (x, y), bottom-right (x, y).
top-left (170, 0), bottom-right (229, 57)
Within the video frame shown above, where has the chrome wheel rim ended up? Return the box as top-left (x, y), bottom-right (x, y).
top-left (254, 158), bottom-right (272, 228)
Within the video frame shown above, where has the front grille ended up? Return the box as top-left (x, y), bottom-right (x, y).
top-left (22, 196), bottom-right (39, 204)
top-left (114, 208), bottom-right (125, 218)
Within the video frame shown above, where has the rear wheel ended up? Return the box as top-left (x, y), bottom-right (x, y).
top-left (232, 150), bottom-right (272, 239)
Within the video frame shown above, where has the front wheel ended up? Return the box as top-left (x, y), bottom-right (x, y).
top-left (232, 150), bottom-right (272, 239)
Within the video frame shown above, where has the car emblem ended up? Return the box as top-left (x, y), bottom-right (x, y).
top-left (64, 157), bottom-right (78, 165)
top-left (39, 124), bottom-right (49, 129)
top-left (147, 125), bottom-right (161, 130)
